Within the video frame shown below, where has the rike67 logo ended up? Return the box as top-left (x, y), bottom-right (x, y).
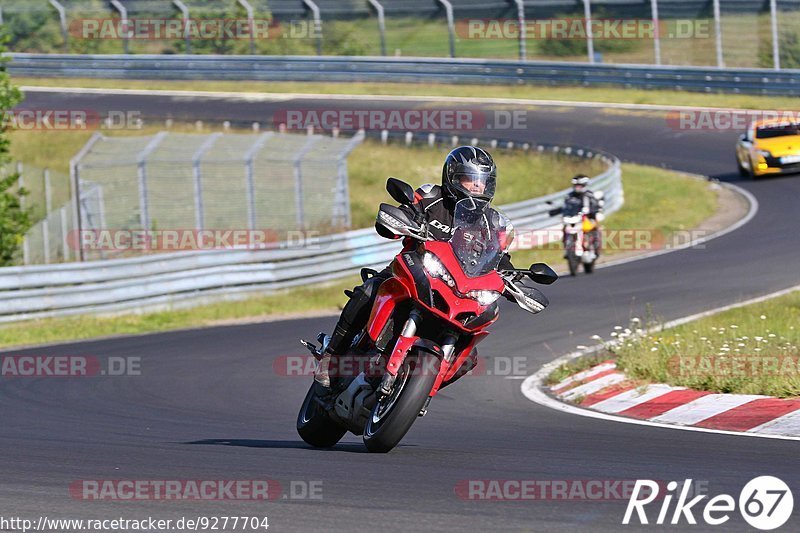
top-left (623, 476), bottom-right (793, 530)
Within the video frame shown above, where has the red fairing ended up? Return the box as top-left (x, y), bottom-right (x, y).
top-left (366, 275), bottom-right (411, 342)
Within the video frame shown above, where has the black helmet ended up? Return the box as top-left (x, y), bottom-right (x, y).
top-left (441, 146), bottom-right (497, 202)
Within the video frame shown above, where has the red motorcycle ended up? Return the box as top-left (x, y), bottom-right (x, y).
top-left (297, 178), bottom-right (557, 452)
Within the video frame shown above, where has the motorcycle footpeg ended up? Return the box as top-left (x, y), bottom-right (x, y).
top-left (300, 339), bottom-right (324, 360)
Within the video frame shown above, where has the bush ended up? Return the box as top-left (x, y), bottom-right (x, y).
top-left (0, 41), bottom-right (30, 266)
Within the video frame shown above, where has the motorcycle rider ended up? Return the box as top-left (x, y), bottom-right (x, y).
top-left (559, 174), bottom-right (605, 256)
top-left (314, 146), bottom-right (513, 391)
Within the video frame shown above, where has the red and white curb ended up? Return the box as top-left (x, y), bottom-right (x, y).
top-left (522, 284), bottom-right (800, 442)
top-left (548, 360), bottom-right (800, 437)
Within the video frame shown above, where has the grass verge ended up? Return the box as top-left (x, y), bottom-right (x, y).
top-left (0, 163), bottom-right (718, 350)
top-left (14, 77), bottom-right (799, 110)
top-left (610, 291), bottom-right (800, 398)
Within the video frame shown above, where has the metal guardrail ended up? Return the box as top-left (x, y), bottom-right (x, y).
top-left (6, 54), bottom-right (800, 95)
top-left (0, 141), bottom-right (622, 323)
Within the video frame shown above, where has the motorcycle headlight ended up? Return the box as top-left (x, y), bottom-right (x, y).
top-left (466, 290), bottom-right (502, 306)
top-left (423, 252), bottom-right (455, 287)
top-left (758, 149), bottom-right (772, 158)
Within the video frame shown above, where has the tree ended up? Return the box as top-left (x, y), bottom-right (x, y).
top-left (0, 39), bottom-right (29, 266)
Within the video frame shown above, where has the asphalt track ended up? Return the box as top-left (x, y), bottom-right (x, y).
top-left (3, 89), bottom-right (800, 532)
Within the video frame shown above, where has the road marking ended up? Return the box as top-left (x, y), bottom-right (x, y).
top-left (589, 384), bottom-right (676, 414)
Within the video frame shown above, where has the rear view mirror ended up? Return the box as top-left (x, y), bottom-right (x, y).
top-left (387, 177), bottom-right (415, 206)
top-left (529, 263), bottom-right (558, 285)
top-left (594, 190), bottom-right (604, 201)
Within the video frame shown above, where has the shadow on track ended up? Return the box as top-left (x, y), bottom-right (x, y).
top-left (184, 438), bottom-right (417, 453)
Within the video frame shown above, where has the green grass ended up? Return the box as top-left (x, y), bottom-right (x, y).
top-left (0, 275), bottom-right (360, 350)
top-left (511, 164), bottom-right (718, 270)
top-left (546, 354), bottom-right (609, 386)
top-left (15, 77), bottom-right (800, 111)
top-left (611, 291), bottom-right (800, 398)
top-left (348, 139), bottom-right (605, 228)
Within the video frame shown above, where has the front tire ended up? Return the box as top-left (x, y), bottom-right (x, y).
top-left (737, 156), bottom-right (748, 177)
top-left (297, 383), bottom-right (347, 447)
top-left (583, 260), bottom-right (595, 274)
top-left (363, 351), bottom-right (439, 453)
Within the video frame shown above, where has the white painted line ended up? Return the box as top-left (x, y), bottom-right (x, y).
top-left (748, 409), bottom-right (800, 436)
top-left (19, 86), bottom-right (778, 114)
top-left (591, 384), bottom-right (677, 414)
top-left (651, 394), bottom-right (765, 426)
top-left (550, 361), bottom-right (616, 393)
top-left (560, 373), bottom-right (626, 401)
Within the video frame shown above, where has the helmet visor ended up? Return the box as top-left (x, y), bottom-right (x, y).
top-left (452, 169), bottom-right (496, 199)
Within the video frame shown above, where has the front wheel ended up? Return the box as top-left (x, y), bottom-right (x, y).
top-left (583, 260), bottom-right (595, 274)
top-left (297, 383), bottom-right (347, 447)
top-left (363, 351), bottom-right (439, 453)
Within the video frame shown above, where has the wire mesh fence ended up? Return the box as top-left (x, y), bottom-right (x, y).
top-left (1, 1), bottom-right (798, 68)
top-left (19, 130), bottom-right (363, 264)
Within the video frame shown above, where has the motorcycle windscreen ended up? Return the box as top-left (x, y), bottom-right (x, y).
top-left (450, 198), bottom-right (514, 278)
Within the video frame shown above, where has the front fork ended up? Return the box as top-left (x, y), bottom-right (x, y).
top-left (376, 310), bottom-right (457, 398)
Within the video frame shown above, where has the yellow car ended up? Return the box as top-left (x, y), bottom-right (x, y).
top-left (736, 118), bottom-right (800, 179)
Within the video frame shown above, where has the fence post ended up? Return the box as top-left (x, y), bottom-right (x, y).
top-left (367, 0), bottom-right (387, 56)
top-left (237, 0), bottom-right (257, 54)
top-left (173, 0), bottom-right (192, 54)
top-left (770, 0), bottom-right (780, 70)
top-left (43, 168), bottom-right (53, 264)
top-left (243, 132), bottom-right (274, 231)
top-left (511, 0), bottom-right (526, 60)
top-left (70, 132), bottom-right (103, 262)
top-left (47, 0), bottom-right (69, 53)
top-left (712, 0), bottom-right (724, 67)
top-left (110, 0), bottom-right (130, 54)
top-left (436, 0), bottom-right (456, 58)
top-left (302, 0), bottom-right (323, 55)
top-left (650, 0), bottom-right (661, 65)
top-left (136, 132), bottom-right (168, 231)
top-left (192, 133), bottom-right (222, 231)
top-left (582, 0), bottom-right (595, 64)
top-left (60, 208), bottom-right (70, 262)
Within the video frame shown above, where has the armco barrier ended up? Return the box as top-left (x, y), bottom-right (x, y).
top-left (0, 141), bottom-right (621, 323)
top-left (6, 54), bottom-right (800, 96)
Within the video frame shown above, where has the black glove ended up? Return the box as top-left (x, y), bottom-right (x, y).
top-left (499, 253), bottom-right (514, 271)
